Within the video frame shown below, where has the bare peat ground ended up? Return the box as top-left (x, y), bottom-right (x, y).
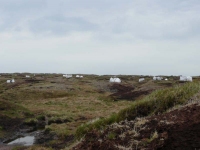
top-left (109, 83), bottom-right (153, 100)
top-left (73, 102), bottom-right (200, 150)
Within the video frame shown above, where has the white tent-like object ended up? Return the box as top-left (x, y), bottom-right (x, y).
top-left (26, 75), bottom-right (30, 78)
top-left (110, 77), bottom-right (114, 82)
top-left (153, 76), bottom-right (163, 80)
top-left (7, 80), bottom-right (11, 83)
top-left (109, 77), bottom-right (121, 83)
top-left (165, 78), bottom-right (168, 81)
top-left (187, 76), bottom-right (192, 82)
top-left (76, 75), bottom-right (80, 78)
top-left (80, 76), bottom-right (83, 78)
top-left (67, 75), bottom-right (73, 78)
top-left (63, 74), bottom-right (72, 78)
top-left (11, 79), bottom-right (15, 83)
top-left (180, 76), bottom-right (192, 82)
top-left (114, 78), bottom-right (121, 83)
top-left (139, 78), bottom-right (145, 82)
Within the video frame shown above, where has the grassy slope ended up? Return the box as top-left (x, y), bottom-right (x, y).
top-left (75, 82), bottom-right (200, 139)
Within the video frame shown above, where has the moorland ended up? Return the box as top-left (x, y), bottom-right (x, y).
top-left (0, 73), bottom-right (200, 150)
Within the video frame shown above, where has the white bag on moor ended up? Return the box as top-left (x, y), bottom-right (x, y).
top-left (109, 77), bottom-right (121, 83)
top-left (180, 76), bottom-right (192, 82)
top-left (139, 78), bottom-right (145, 82)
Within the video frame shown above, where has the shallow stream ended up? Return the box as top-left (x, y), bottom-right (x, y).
top-left (7, 135), bottom-right (35, 146)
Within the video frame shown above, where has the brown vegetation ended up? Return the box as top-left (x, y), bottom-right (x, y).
top-left (0, 73), bottom-right (199, 150)
top-left (73, 102), bottom-right (200, 150)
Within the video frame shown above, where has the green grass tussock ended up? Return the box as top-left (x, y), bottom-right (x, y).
top-left (76, 82), bottom-right (200, 139)
top-left (0, 99), bottom-right (33, 118)
top-left (1, 90), bottom-right (72, 102)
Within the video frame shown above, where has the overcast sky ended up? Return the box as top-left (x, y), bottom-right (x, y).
top-left (0, 0), bottom-right (200, 75)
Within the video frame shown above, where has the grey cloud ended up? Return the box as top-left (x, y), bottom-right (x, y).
top-left (1, 0), bottom-right (200, 75)
top-left (94, 0), bottom-right (200, 41)
top-left (28, 15), bottom-right (97, 35)
top-left (0, 0), bottom-right (46, 31)
top-left (0, 0), bottom-right (46, 12)
top-left (1, 0), bottom-right (199, 40)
